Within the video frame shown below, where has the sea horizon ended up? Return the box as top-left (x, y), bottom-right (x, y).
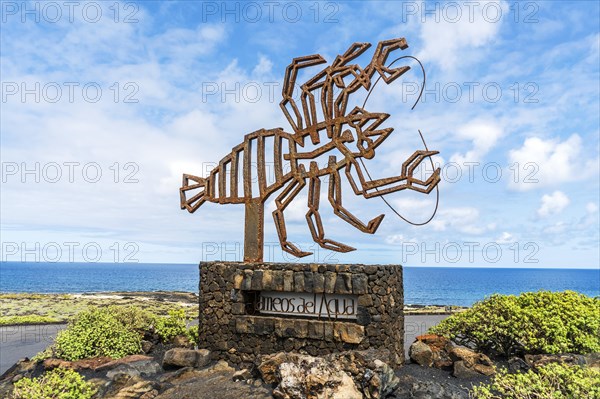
top-left (2, 261), bottom-right (598, 307)
top-left (3, 261), bottom-right (599, 269)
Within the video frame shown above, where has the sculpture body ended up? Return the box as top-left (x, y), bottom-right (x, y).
top-left (180, 38), bottom-right (440, 262)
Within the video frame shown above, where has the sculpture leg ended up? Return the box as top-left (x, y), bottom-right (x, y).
top-left (305, 168), bottom-right (355, 253)
top-left (329, 166), bottom-right (384, 233)
top-left (273, 177), bottom-right (312, 258)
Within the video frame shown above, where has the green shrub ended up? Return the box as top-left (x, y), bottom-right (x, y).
top-left (54, 306), bottom-right (142, 360)
top-left (51, 305), bottom-right (196, 361)
top-left (154, 308), bottom-right (188, 342)
top-left (12, 368), bottom-right (97, 399)
top-left (31, 347), bottom-right (54, 362)
top-left (187, 324), bottom-right (199, 345)
top-left (430, 291), bottom-right (600, 356)
top-left (471, 363), bottom-right (600, 399)
top-left (0, 315), bottom-right (61, 326)
top-left (109, 305), bottom-right (155, 333)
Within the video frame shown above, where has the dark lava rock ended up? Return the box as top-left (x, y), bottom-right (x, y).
top-left (393, 363), bottom-right (490, 399)
top-left (409, 341), bottom-right (433, 367)
top-left (162, 348), bottom-right (210, 369)
top-left (155, 361), bottom-right (271, 399)
top-left (508, 356), bottom-right (530, 373)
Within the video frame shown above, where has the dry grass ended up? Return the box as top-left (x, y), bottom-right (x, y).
top-left (0, 291), bottom-right (198, 325)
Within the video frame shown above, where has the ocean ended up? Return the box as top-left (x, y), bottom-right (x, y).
top-left (0, 262), bottom-right (598, 307)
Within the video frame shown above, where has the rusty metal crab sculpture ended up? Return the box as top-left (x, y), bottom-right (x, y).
top-left (180, 38), bottom-right (440, 262)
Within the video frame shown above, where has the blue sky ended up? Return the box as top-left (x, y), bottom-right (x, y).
top-left (1, 1), bottom-right (598, 268)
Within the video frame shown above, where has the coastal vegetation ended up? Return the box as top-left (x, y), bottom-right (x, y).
top-left (0, 315), bottom-right (61, 326)
top-left (430, 290), bottom-right (600, 356)
top-left (0, 292), bottom-right (198, 325)
top-left (3, 290), bottom-right (598, 398)
top-left (12, 368), bottom-right (97, 399)
top-left (430, 291), bottom-right (600, 399)
top-left (6, 305), bottom-right (199, 398)
top-left (52, 306), bottom-right (196, 361)
top-left (471, 363), bottom-right (600, 399)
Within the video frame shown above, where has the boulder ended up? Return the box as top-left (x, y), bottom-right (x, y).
top-left (524, 354), bottom-right (586, 369)
top-left (449, 347), bottom-right (495, 377)
top-left (258, 352), bottom-right (299, 384)
top-left (271, 356), bottom-right (362, 399)
top-left (162, 348), bottom-right (211, 369)
top-left (42, 355), bottom-right (154, 373)
top-left (362, 360), bottom-right (400, 399)
top-left (141, 340), bottom-right (154, 354)
top-left (105, 360), bottom-right (162, 380)
top-left (258, 351), bottom-right (398, 399)
top-left (409, 341), bottom-right (433, 367)
top-left (584, 353), bottom-right (600, 369)
top-left (154, 361), bottom-right (271, 399)
top-left (472, 363), bottom-right (496, 376)
top-left (508, 357), bottom-right (530, 373)
top-left (334, 351), bottom-right (364, 376)
top-left (415, 334), bottom-right (452, 352)
top-left (415, 335), bottom-right (454, 369)
top-left (210, 360), bottom-right (235, 373)
top-left (42, 358), bottom-right (74, 370)
top-left (330, 373), bottom-right (363, 399)
top-left (171, 334), bottom-right (193, 348)
top-left (432, 350), bottom-right (454, 369)
top-left (453, 361), bottom-right (481, 379)
top-left (109, 380), bottom-right (159, 399)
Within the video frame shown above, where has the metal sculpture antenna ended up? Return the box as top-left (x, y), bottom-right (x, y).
top-left (180, 38), bottom-right (441, 262)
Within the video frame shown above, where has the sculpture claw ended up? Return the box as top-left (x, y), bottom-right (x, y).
top-left (366, 214), bottom-right (385, 234)
top-left (282, 242), bottom-right (312, 258)
top-left (317, 239), bottom-right (356, 253)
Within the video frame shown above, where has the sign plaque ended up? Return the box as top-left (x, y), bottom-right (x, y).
top-left (256, 291), bottom-right (358, 320)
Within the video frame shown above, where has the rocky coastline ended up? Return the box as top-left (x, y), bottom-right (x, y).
top-left (1, 331), bottom-right (491, 399)
top-left (0, 291), bottom-right (473, 398)
top-left (1, 291), bottom-right (598, 398)
top-left (6, 329), bottom-right (594, 399)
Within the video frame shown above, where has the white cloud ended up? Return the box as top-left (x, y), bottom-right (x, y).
top-left (386, 197), bottom-right (438, 224)
top-left (150, 24), bottom-right (227, 61)
top-left (417, 1), bottom-right (508, 70)
top-left (537, 191), bottom-right (570, 218)
top-left (450, 120), bottom-right (503, 165)
top-left (429, 206), bottom-right (493, 235)
top-left (496, 232), bottom-right (515, 244)
top-left (385, 234), bottom-right (404, 245)
top-left (252, 56), bottom-right (273, 76)
top-left (575, 202), bottom-right (600, 230)
top-left (508, 134), bottom-right (599, 191)
top-left (543, 221), bottom-right (568, 235)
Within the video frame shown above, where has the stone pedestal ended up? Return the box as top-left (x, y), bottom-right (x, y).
top-left (199, 262), bottom-right (404, 368)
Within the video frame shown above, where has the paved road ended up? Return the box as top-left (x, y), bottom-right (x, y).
top-left (0, 315), bottom-right (449, 376)
top-left (404, 314), bottom-right (449, 356)
top-left (0, 324), bottom-right (65, 375)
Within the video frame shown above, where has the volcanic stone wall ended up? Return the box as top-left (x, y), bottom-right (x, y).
top-left (199, 262), bottom-right (404, 368)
